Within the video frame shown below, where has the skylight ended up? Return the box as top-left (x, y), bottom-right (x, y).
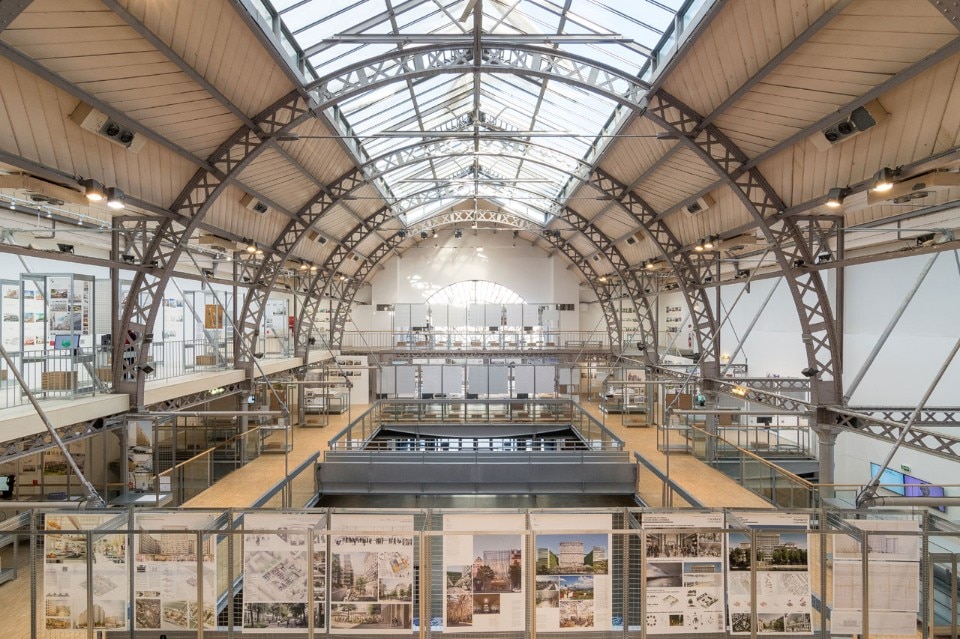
top-left (255, 0), bottom-right (705, 227)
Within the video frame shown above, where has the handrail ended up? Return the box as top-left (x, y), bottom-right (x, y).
top-left (252, 452), bottom-right (320, 508)
top-left (632, 451), bottom-right (704, 508)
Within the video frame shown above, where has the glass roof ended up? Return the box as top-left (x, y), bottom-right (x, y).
top-left (261, 0), bottom-right (693, 227)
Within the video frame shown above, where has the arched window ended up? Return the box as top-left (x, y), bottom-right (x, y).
top-left (426, 280), bottom-right (525, 306)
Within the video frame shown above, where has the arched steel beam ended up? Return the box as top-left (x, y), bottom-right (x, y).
top-left (119, 43), bottom-right (666, 401)
top-left (644, 91), bottom-right (841, 403)
top-left (114, 91), bottom-right (315, 405)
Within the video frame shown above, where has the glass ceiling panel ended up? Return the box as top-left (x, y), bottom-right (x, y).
top-left (259, 0), bottom-right (698, 227)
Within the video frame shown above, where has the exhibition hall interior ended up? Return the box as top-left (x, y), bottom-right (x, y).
top-left (0, 0), bottom-right (958, 636)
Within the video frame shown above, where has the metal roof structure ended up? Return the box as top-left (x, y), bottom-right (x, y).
top-left (0, 0), bottom-right (958, 411)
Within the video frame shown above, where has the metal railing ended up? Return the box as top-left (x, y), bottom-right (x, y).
top-left (340, 330), bottom-right (612, 351)
top-left (327, 398), bottom-right (624, 453)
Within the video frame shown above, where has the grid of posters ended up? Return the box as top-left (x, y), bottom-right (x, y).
top-left (44, 514), bottom-right (129, 632)
top-left (531, 512), bottom-right (612, 632)
top-left (330, 514), bottom-right (414, 633)
top-left (831, 518), bottom-right (920, 635)
top-left (642, 512), bottom-right (725, 634)
top-left (133, 512), bottom-right (218, 632)
top-left (443, 513), bottom-right (525, 633)
top-left (727, 512), bottom-right (813, 635)
top-left (242, 513), bottom-right (325, 633)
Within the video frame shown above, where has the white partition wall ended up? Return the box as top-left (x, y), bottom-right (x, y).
top-left (467, 365), bottom-right (487, 396)
top-left (396, 365), bottom-right (417, 397)
top-left (421, 365), bottom-right (442, 395)
top-left (442, 365), bottom-right (464, 395)
top-left (535, 365), bottom-right (557, 395)
top-left (514, 365), bottom-right (535, 396)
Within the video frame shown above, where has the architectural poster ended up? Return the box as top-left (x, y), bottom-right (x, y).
top-left (329, 514), bottom-right (414, 633)
top-left (1, 281), bottom-right (19, 351)
top-left (44, 514), bottom-right (129, 631)
top-left (242, 513), bottom-right (325, 633)
top-left (133, 512), bottom-right (219, 632)
top-left (830, 518), bottom-right (920, 636)
top-left (531, 512), bottom-right (613, 632)
top-left (443, 513), bottom-right (525, 633)
top-left (641, 511), bottom-right (725, 634)
top-left (727, 512), bottom-right (813, 635)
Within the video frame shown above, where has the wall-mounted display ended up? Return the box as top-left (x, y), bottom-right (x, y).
top-left (727, 512), bottom-right (812, 635)
top-left (329, 514), bottom-right (414, 634)
top-left (443, 513), bottom-right (525, 633)
top-left (642, 512), bottom-right (725, 634)
top-left (243, 513), bottom-right (325, 633)
top-left (133, 512), bottom-right (218, 632)
top-left (531, 513), bottom-right (613, 632)
top-left (44, 514), bottom-right (129, 631)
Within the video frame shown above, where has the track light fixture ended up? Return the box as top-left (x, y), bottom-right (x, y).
top-left (825, 187), bottom-right (850, 208)
top-left (454, 228), bottom-right (462, 239)
top-left (420, 231), bottom-right (428, 239)
top-left (299, 262), bottom-right (308, 271)
top-left (105, 187), bottom-right (125, 210)
top-left (871, 167), bottom-right (898, 192)
top-left (702, 235), bottom-right (716, 250)
top-left (121, 254), bottom-right (136, 264)
top-left (735, 268), bottom-right (750, 280)
top-left (694, 238), bottom-right (705, 252)
top-left (598, 275), bottom-right (607, 283)
top-left (310, 264), bottom-right (317, 272)
top-left (398, 230), bottom-right (406, 238)
top-left (57, 243), bottom-right (74, 254)
top-left (245, 239), bottom-right (257, 253)
top-left (82, 179), bottom-right (105, 202)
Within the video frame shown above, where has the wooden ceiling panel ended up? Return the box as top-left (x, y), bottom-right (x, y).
top-left (203, 184), bottom-right (287, 246)
top-left (121, 0), bottom-right (295, 116)
top-left (596, 117), bottom-right (674, 185)
top-left (238, 149), bottom-right (318, 214)
top-left (758, 55), bottom-right (960, 208)
top-left (634, 148), bottom-right (717, 212)
top-left (281, 119), bottom-right (359, 186)
top-left (662, 0), bottom-right (834, 116)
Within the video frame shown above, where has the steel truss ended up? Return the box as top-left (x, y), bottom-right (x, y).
top-left (851, 408), bottom-right (960, 427)
top-left (0, 413), bottom-right (125, 465)
top-left (141, 382), bottom-right (247, 413)
top-left (644, 91), bottom-right (841, 404)
top-left (832, 408), bottom-right (960, 461)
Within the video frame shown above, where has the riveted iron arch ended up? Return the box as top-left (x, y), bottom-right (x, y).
top-left (644, 91), bottom-right (841, 403)
top-left (114, 90), bottom-right (313, 405)
top-left (587, 168), bottom-right (721, 369)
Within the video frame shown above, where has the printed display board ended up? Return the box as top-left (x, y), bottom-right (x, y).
top-left (831, 518), bottom-right (920, 636)
top-left (642, 512), bottom-right (726, 634)
top-left (44, 514), bottom-right (129, 631)
top-left (727, 512), bottom-right (813, 635)
top-left (133, 512), bottom-right (219, 632)
top-left (242, 513), bottom-right (325, 633)
top-left (443, 513), bottom-right (525, 633)
top-left (329, 514), bottom-right (414, 633)
top-left (531, 513), bottom-right (613, 632)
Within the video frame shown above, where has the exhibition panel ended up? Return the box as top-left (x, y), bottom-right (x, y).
top-left (11, 507), bottom-right (955, 638)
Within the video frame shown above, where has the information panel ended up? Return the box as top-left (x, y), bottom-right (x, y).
top-left (727, 512), bottom-right (813, 635)
top-left (831, 518), bottom-right (920, 636)
top-left (44, 514), bottom-right (129, 632)
top-left (242, 513), bottom-right (325, 633)
top-left (330, 514), bottom-right (414, 634)
top-left (443, 513), bottom-right (525, 633)
top-left (531, 513), bottom-right (613, 632)
top-left (642, 512), bottom-right (726, 634)
top-left (133, 512), bottom-right (218, 632)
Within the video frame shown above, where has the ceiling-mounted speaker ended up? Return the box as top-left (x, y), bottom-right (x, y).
top-left (812, 99), bottom-right (888, 151)
top-left (69, 102), bottom-right (146, 152)
top-left (625, 231), bottom-right (645, 245)
top-left (685, 193), bottom-right (715, 216)
top-left (240, 193), bottom-right (269, 214)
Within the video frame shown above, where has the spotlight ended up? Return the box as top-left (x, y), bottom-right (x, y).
top-left (253, 352), bottom-right (264, 359)
top-left (702, 235), bottom-right (716, 250)
top-left (816, 251), bottom-right (832, 264)
top-left (82, 179), bottom-right (105, 202)
top-left (454, 228), bottom-right (462, 239)
top-left (105, 187), bottom-right (125, 210)
top-left (735, 269), bottom-right (750, 279)
top-left (299, 262), bottom-right (308, 271)
top-left (307, 337), bottom-right (317, 346)
top-left (800, 367), bottom-right (819, 378)
top-left (398, 230), bottom-right (406, 239)
top-left (310, 265), bottom-right (317, 272)
top-left (598, 275), bottom-right (607, 283)
top-left (694, 238), bottom-right (705, 252)
top-left (138, 363), bottom-right (155, 375)
top-left (255, 247), bottom-right (263, 256)
top-left (339, 274), bottom-right (346, 281)
top-left (121, 254), bottom-right (136, 264)
top-left (825, 187), bottom-right (849, 208)
top-left (793, 258), bottom-right (806, 268)
top-left (432, 229), bottom-right (438, 238)
top-left (245, 240), bottom-right (257, 253)
top-left (57, 243), bottom-right (74, 254)
top-left (731, 386), bottom-right (748, 397)
top-left (915, 233), bottom-right (936, 247)
top-left (420, 231), bottom-right (428, 239)
top-left (871, 167), bottom-right (897, 192)
top-left (645, 261), bottom-right (655, 271)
